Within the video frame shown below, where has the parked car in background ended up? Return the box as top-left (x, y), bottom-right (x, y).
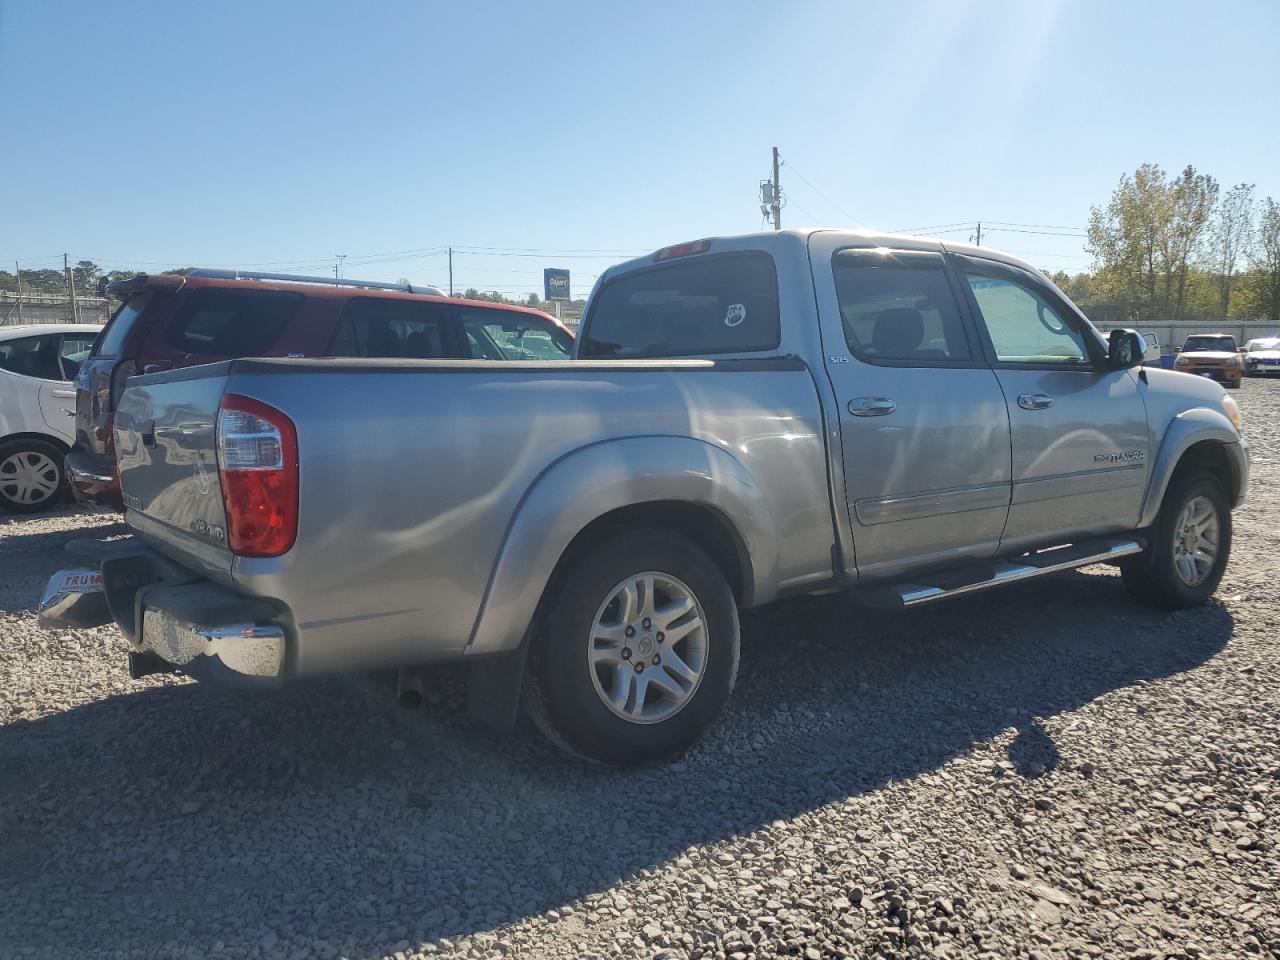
top-left (1139, 330), bottom-right (1161, 365)
top-left (41, 230), bottom-right (1250, 765)
top-left (67, 270), bottom-right (574, 508)
top-left (0, 323), bottom-right (103, 512)
top-left (1242, 337), bottom-right (1280, 377)
top-left (1174, 333), bottom-right (1242, 388)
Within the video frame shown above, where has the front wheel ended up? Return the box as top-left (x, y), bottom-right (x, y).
top-left (526, 530), bottom-right (740, 766)
top-left (0, 438), bottom-right (69, 514)
top-left (1121, 471), bottom-right (1231, 609)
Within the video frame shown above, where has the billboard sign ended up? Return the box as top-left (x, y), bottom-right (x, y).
top-left (544, 268), bottom-right (571, 302)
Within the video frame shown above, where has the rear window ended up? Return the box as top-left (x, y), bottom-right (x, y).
top-left (580, 252), bottom-right (780, 358)
top-left (329, 297), bottom-right (452, 358)
top-left (165, 289), bottom-right (301, 357)
top-left (94, 292), bottom-right (152, 357)
top-left (832, 250), bottom-right (972, 363)
top-left (459, 307), bottom-right (572, 360)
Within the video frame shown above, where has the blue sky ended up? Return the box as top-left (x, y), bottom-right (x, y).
top-left (2, 0), bottom-right (1277, 297)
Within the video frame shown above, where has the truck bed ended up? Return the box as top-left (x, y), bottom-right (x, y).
top-left (114, 356), bottom-right (835, 676)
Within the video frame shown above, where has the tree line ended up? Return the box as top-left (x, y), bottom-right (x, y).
top-left (1068, 164), bottom-right (1279, 322)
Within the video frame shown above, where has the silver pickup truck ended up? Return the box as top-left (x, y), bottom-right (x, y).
top-left (41, 230), bottom-right (1249, 765)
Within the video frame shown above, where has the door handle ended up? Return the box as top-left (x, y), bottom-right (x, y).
top-left (1017, 393), bottom-right (1054, 410)
top-left (848, 396), bottom-right (897, 417)
top-left (50, 389), bottom-right (76, 398)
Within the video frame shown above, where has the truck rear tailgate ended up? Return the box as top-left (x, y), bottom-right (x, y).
top-left (114, 361), bottom-right (236, 578)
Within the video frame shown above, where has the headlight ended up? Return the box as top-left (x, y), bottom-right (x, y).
top-left (1224, 355), bottom-right (1241, 367)
top-left (1175, 355), bottom-right (1190, 366)
top-left (1221, 395), bottom-right (1242, 431)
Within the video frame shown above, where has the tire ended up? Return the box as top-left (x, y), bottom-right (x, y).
top-left (1226, 380), bottom-right (1241, 389)
top-left (1121, 470), bottom-right (1231, 609)
top-left (0, 438), bottom-right (69, 514)
top-left (526, 530), bottom-right (740, 766)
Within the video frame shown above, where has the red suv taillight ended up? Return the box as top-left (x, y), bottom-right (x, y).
top-left (216, 394), bottom-right (298, 557)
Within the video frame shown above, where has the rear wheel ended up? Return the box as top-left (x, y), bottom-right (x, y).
top-left (1121, 470), bottom-right (1231, 609)
top-left (526, 530), bottom-right (740, 766)
top-left (0, 438), bottom-right (68, 514)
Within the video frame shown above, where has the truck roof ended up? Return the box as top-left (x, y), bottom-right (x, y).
top-left (597, 228), bottom-right (1049, 289)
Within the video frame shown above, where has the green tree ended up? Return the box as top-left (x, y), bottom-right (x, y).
top-left (1163, 166), bottom-right (1217, 320)
top-left (1088, 163), bottom-right (1170, 310)
top-left (1211, 183), bottom-right (1255, 317)
top-left (72, 259), bottom-right (102, 295)
top-left (1253, 197), bottom-right (1280, 320)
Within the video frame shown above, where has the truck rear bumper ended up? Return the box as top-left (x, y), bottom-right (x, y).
top-left (38, 540), bottom-right (288, 687)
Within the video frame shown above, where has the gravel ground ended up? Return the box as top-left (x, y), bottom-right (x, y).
top-left (2, 381), bottom-right (1278, 960)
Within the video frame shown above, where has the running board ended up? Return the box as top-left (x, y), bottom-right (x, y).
top-left (871, 538), bottom-right (1144, 610)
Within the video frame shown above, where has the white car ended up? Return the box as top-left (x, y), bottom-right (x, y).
top-left (0, 324), bottom-right (102, 512)
top-left (1243, 336), bottom-right (1280, 377)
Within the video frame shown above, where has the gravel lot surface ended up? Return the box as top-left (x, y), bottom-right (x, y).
top-left (2, 380), bottom-right (1278, 960)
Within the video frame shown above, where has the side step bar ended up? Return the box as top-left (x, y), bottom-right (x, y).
top-left (873, 538), bottom-right (1144, 610)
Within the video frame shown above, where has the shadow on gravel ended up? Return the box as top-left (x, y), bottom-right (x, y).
top-left (0, 514), bottom-right (128, 614)
top-left (0, 567), bottom-right (1234, 957)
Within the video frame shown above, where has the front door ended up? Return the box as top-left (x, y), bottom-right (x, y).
top-left (954, 255), bottom-right (1150, 550)
top-left (811, 240), bottom-right (1012, 580)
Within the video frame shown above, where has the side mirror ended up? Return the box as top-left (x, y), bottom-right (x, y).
top-left (1107, 328), bottom-right (1144, 369)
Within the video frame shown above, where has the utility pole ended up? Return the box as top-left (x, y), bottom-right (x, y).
top-left (772, 147), bottom-right (782, 231)
top-left (334, 254), bottom-right (347, 279)
top-left (13, 260), bottom-right (22, 324)
top-left (448, 247), bottom-right (453, 296)
top-left (64, 253), bottom-right (79, 323)
top-left (973, 222), bottom-right (983, 247)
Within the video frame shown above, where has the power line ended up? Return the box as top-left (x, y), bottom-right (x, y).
top-left (779, 156), bottom-right (867, 227)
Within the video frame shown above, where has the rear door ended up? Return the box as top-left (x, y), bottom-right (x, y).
top-left (37, 332), bottom-right (98, 441)
top-left (326, 296), bottom-right (456, 358)
top-left (954, 255), bottom-right (1149, 549)
top-left (810, 238), bottom-right (1012, 580)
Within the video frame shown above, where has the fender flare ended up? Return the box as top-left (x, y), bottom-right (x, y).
top-left (464, 435), bottom-right (776, 657)
top-left (1138, 407), bottom-right (1246, 527)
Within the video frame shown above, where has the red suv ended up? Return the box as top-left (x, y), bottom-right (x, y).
top-left (68, 269), bottom-right (574, 507)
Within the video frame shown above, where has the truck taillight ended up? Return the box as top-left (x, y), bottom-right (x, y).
top-left (216, 394), bottom-right (298, 557)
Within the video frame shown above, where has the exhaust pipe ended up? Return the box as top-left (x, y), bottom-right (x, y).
top-left (397, 668), bottom-right (425, 709)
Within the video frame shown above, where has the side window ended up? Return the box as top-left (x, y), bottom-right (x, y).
top-left (962, 265), bottom-right (1091, 365)
top-left (329, 298), bottom-right (452, 359)
top-left (832, 250), bottom-right (971, 363)
top-left (458, 308), bottom-right (572, 360)
top-left (0, 335), bottom-right (61, 380)
top-left (58, 334), bottom-right (98, 381)
top-left (165, 289), bottom-right (301, 357)
top-left (580, 251), bottom-right (780, 358)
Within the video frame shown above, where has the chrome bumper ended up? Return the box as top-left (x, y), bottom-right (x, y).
top-left (138, 609), bottom-right (284, 678)
top-left (39, 541), bottom-right (288, 685)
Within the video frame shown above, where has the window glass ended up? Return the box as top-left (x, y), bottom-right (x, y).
top-left (832, 252), bottom-right (970, 362)
top-left (963, 268), bottom-right (1090, 364)
top-left (94, 292), bottom-right (151, 357)
top-left (0, 335), bottom-right (61, 380)
top-left (458, 307), bottom-right (572, 360)
top-left (1182, 335), bottom-right (1236, 353)
top-left (165, 289), bottom-right (300, 357)
top-left (58, 334), bottom-right (98, 380)
top-left (580, 252), bottom-right (780, 358)
top-left (330, 298), bottom-right (451, 358)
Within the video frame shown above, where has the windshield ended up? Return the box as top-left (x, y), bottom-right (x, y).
top-left (1246, 338), bottom-right (1280, 352)
top-left (1182, 335), bottom-right (1236, 353)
